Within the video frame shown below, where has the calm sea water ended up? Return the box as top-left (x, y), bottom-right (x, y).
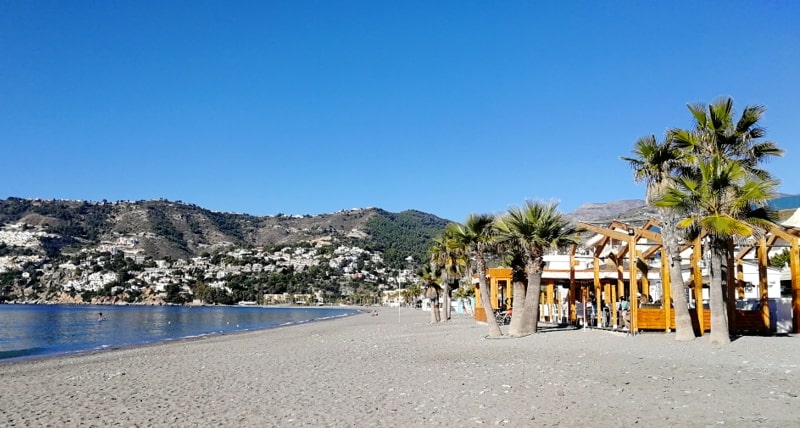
top-left (0, 304), bottom-right (359, 363)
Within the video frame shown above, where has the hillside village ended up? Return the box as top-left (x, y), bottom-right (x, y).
top-left (0, 199), bottom-right (439, 305)
top-left (0, 220), bottom-right (418, 305)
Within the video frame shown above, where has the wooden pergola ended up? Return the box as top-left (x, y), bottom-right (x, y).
top-left (472, 218), bottom-right (800, 336)
top-left (577, 220), bottom-right (800, 335)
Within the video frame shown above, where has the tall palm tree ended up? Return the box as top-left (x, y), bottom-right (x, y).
top-left (657, 157), bottom-right (778, 345)
top-left (658, 97), bottom-right (783, 345)
top-left (495, 201), bottom-right (580, 336)
top-left (428, 235), bottom-right (447, 319)
top-left (429, 226), bottom-right (469, 321)
top-left (449, 214), bottom-right (502, 337)
top-left (622, 134), bottom-right (695, 341)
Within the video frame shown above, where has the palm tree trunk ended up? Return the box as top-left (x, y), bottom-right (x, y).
top-left (507, 279), bottom-right (527, 337)
top-left (430, 292), bottom-right (441, 323)
top-left (443, 281), bottom-right (452, 321)
top-left (477, 255), bottom-right (503, 337)
top-left (520, 265), bottom-right (543, 335)
top-left (660, 214), bottom-right (695, 341)
top-left (709, 240), bottom-right (731, 345)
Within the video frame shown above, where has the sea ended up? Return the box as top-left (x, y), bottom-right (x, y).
top-left (0, 304), bottom-right (360, 363)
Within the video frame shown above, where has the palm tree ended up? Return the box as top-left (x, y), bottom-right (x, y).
top-left (658, 97), bottom-right (783, 345)
top-left (672, 98), bottom-right (783, 180)
top-left (657, 157), bottom-right (778, 345)
top-left (449, 214), bottom-right (502, 337)
top-left (429, 227), bottom-right (468, 321)
top-left (494, 201), bottom-right (581, 336)
top-left (419, 264), bottom-right (441, 323)
top-left (622, 134), bottom-right (695, 341)
top-left (404, 283), bottom-right (422, 307)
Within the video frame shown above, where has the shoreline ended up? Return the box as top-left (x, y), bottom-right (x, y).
top-left (0, 305), bottom-right (364, 366)
top-left (2, 307), bottom-right (798, 426)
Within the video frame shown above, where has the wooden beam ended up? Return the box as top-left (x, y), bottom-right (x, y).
top-left (579, 222), bottom-right (634, 242)
top-left (737, 246), bottom-right (754, 260)
top-left (641, 243), bottom-right (663, 261)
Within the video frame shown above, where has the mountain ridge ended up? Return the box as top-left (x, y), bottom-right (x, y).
top-left (11, 195), bottom-right (787, 305)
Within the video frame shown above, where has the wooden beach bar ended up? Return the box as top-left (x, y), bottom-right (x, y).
top-left (474, 218), bottom-right (800, 336)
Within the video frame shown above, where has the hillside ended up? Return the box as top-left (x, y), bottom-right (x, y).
top-left (0, 198), bottom-right (451, 304)
top-left (566, 199), bottom-right (646, 223)
top-left (0, 198), bottom-right (449, 265)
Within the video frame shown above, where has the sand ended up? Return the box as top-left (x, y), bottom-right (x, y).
top-left (1, 307), bottom-right (798, 427)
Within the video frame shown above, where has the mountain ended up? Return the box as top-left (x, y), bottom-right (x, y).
top-left (6, 195), bottom-right (794, 305)
top-left (0, 198), bottom-right (454, 304)
top-left (567, 194), bottom-right (800, 225)
top-left (566, 199), bottom-right (646, 223)
top-left (0, 198), bottom-right (449, 267)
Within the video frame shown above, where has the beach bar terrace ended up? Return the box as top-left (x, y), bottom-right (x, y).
top-left (473, 218), bottom-right (800, 336)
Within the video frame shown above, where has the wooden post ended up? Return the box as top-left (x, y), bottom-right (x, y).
top-left (692, 236), bottom-right (704, 335)
top-left (617, 254), bottom-right (625, 328)
top-left (727, 240), bottom-right (736, 333)
top-left (661, 249), bottom-right (671, 333)
top-left (758, 237), bottom-right (770, 331)
top-left (629, 234), bottom-right (638, 334)
top-left (791, 236), bottom-right (800, 333)
top-left (483, 275), bottom-right (498, 309)
top-left (593, 253), bottom-right (601, 327)
top-left (611, 281), bottom-right (618, 329)
top-left (737, 258), bottom-right (745, 300)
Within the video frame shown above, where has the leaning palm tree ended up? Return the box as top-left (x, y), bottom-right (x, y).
top-left (448, 214), bottom-right (502, 337)
top-left (495, 201), bottom-right (581, 336)
top-left (622, 134), bottom-right (695, 341)
top-left (656, 157), bottom-right (778, 345)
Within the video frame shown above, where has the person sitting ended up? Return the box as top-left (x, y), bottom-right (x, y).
top-left (619, 297), bottom-right (631, 331)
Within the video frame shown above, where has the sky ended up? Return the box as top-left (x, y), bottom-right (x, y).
top-left (2, 1), bottom-right (798, 222)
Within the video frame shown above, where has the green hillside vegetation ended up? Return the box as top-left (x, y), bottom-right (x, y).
top-left (363, 209), bottom-right (451, 269)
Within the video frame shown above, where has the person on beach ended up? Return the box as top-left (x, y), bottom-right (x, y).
top-left (620, 297), bottom-right (631, 331)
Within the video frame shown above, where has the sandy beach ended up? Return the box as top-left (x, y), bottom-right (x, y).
top-left (1, 307), bottom-right (798, 427)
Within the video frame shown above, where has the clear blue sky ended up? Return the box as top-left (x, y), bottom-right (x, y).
top-left (2, 1), bottom-right (798, 221)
